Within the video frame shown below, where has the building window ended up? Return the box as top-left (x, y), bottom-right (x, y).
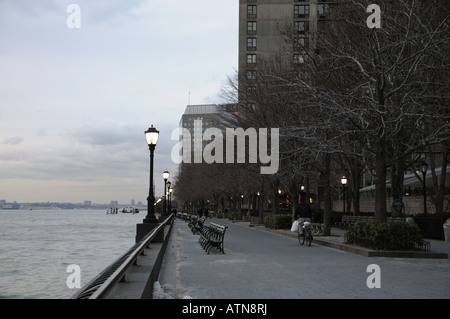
top-left (247, 5), bottom-right (257, 18)
top-left (247, 103), bottom-right (256, 111)
top-left (247, 54), bottom-right (257, 64)
top-left (247, 21), bottom-right (257, 33)
top-left (294, 5), bottom-right (309, 18)
top-left (318, 3), bottom-right (330, 17)
top-left (246, 70), bottom-right (257, 80)
top-left (247, 37), bottom-right (257, 50)
top-left (294, 54), bottom-right (307, 64)
top-left (294, 21), bottom-right (309, 33)
top-left (294, 37), bottom-right (309, 51)
top-left (317, 20), bottom-right (327, 31)
top-left (247, 86), bottom-right (256, 97)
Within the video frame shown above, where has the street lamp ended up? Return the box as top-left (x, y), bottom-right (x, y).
top-left (163, 169), bottom-right (170, 216)
top-left (419, 161), bottom-right (428, 214)
top-left (168, 185), bottom-right (173, 214)
top-left (144, 125), bottom-right (159, 223)
top-left (341, 176), bottom-right (347, 214)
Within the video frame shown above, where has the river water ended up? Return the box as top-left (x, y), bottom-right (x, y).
top-left (0, 209), bottom-right (145, 299)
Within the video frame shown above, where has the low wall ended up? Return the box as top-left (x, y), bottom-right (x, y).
top-left (332, 196), bottom-right (449, 215)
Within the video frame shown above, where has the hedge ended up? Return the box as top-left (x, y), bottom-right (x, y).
top-left (264, 214), bottom-right (292, 229)
top-left (346, 220), bottom-right (424, 250)
top-left (411, 212), bottom-right (450, 240)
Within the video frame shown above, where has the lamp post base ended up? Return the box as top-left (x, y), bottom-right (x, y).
top-left (136, 222), bottom-right (160, 243)
top-left (143, 217), bottom-right (159, 224)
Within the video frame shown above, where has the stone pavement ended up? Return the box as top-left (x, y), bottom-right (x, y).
top-left (157, 218), bottom-right (450, 299)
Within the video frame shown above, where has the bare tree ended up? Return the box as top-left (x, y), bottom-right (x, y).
top-left (292, 0), bottom-right (450, 221)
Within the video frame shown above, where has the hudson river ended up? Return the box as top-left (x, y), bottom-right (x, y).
top-left (0, 209), bottom-right (144, 299)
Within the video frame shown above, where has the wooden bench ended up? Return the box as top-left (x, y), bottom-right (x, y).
top-left (198, 222), bottom-right (228, 254)
top-left (187, 216), bottom-right (196, 228)
top-left (189, 217), bottom-right (205, 235)
top-left (177, 212), bottom-right (190, 221)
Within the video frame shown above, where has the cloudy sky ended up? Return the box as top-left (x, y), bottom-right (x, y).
top-left (0, 0), bottom-right (238, 204)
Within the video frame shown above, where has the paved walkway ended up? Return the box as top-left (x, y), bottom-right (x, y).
top-left (157, 218), bottom-right (450, 299)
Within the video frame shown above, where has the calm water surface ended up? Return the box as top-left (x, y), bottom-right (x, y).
top-left (0, 209), bottom-right (144, 299)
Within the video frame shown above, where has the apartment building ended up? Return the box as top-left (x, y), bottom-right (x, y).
top-left (238, 0), bottom-right (333, 112)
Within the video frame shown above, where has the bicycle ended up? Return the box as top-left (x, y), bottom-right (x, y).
top-left (298, 221), bottom-right (313, 246)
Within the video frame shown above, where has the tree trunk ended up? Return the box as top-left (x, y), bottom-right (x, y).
top-left (323, 154), bottom-right (332, 236)
top-left (375, 141), bottom-right (387, 221)
top-left (258, 191), bottom-right (264, 224)
top-left (391, 157), bottom-right (405, 201)
top-left (351, 160), bottom-right (362, 215)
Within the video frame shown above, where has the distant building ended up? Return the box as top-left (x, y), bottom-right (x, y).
top-left (1, 201), bottom-right (20, 209)
top-left (83, 200), bottom-right (92, 206)
top-left (179, 103), bottom-right (238, 156)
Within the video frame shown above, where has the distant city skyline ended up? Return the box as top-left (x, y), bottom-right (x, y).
top-left (0, 199), bottom-right (150, 212)
top-left (0, 1), bottom-right (238, 203)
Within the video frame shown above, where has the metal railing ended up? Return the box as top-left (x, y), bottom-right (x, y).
top-left (71, 214), bottom-right (174, 299)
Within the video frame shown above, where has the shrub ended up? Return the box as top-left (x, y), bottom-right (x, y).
top-left (264, 214), bottom-right (292, 229)
top-left (346, 220), bottom-right (424, 250)
top-left (411, 212), bottom-right (450, 240)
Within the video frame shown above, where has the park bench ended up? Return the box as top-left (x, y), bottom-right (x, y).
top-left (198, 222), bottom-right (228, 254)
top-left (187, 216), bottom-right (195, 227)
top-left (189, 217), bottom-right (205, 235)
top-left (310, 223), bottom-right (325, 235)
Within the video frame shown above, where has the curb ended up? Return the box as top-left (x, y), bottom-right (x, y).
top-left (313, 238), bottom-right (448, 259)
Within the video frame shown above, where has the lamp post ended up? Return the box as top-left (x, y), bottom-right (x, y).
top-left (167, 181), bottom-right (172, 213)
top-left (136, 125), bottom-right (161, 243)
top-left (419, 161), bottom-right (428, 215)
top-left (168, 184), bottom-right (173, 214)
top-left (144, 125), bottom-right (159, 223)
top-left (162, 169), bottom-right (170, 216)
top-left (341, 176), bottom-right (347, 214)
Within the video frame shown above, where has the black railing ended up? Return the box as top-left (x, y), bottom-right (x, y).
top-left (71, 214), bottom-right (174, 299)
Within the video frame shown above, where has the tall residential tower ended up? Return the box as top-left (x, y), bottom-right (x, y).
top-left (238, 0), bottom-right (333, 111)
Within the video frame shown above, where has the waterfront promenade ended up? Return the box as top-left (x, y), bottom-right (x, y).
top-left (157, 218), bottom-right (450, 299)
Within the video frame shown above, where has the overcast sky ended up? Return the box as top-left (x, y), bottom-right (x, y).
top-left (0, 0), bottom-right (238, 204)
